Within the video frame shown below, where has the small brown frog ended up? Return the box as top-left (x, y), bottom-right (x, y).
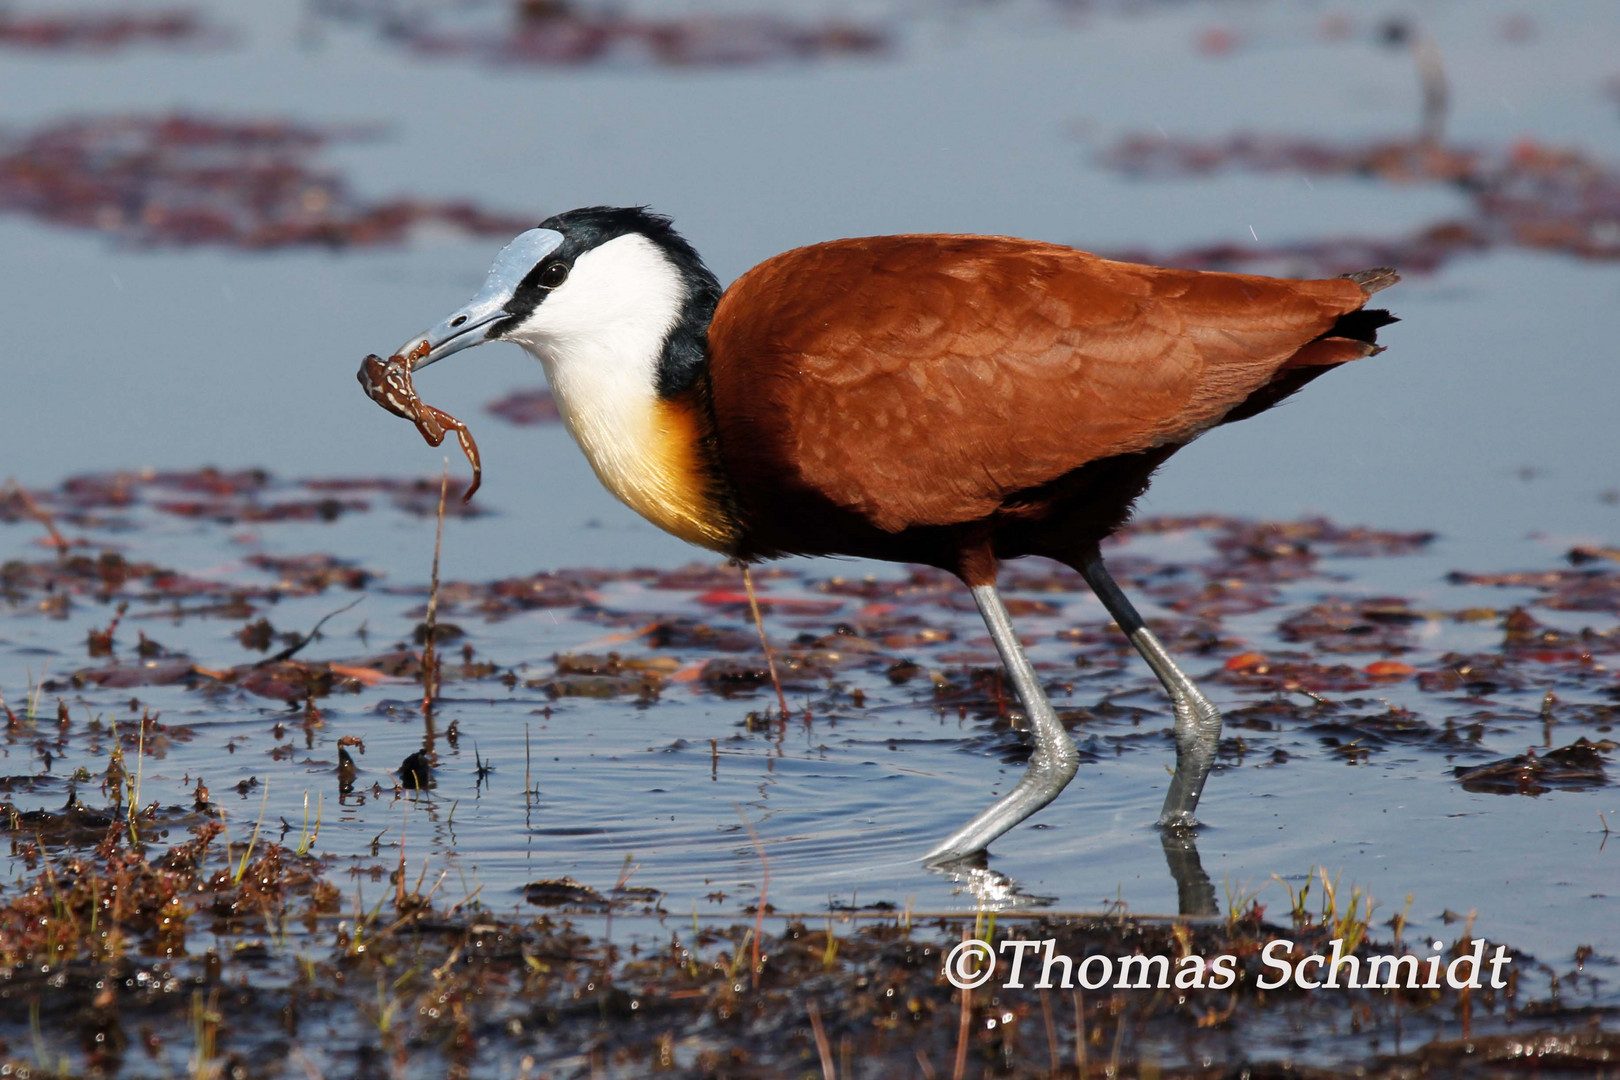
top-left (357, 340), bottom-right (482, 501)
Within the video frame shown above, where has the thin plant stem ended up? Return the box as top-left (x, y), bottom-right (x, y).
top-left (739, 565), bottom-right (789, 718)
top-left (422, 463), bottom-right (449, 712)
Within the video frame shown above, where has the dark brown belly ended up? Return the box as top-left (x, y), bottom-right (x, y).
top-left (723, 365), bottom-right (1338, 573)
top-left (729, 443), bottom-right (1178, 571)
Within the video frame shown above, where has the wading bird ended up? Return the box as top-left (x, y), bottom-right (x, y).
top-left (385, 207), bottom-right (1396, 865)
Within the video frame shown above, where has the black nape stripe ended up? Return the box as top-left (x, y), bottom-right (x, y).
top-left (498, 206), bottom-right (722, 398)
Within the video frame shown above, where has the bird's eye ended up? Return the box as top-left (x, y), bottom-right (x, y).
top-left (540, 262), bottom-right (569, 288)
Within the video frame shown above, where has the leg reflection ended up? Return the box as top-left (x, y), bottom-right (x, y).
top-left (1161, 825), bottom-right (1217, 917)
top-left (922, 832), bottom-right (1215, 916)
top-left (924, 850), bottom-right (1058, 909)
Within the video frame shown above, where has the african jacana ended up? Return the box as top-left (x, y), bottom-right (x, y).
top-left (389, 206), bottom-right (1397, 865)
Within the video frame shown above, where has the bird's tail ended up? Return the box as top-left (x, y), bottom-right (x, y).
top-left (1324, 306), bottom-right (1399, 353)
top-left (1222, 267), bottom-right (1401, 425)
top-left (1282, 267), bottom-right (1401, 370)
top-left (1341, 266), bottom-right (1400, 296)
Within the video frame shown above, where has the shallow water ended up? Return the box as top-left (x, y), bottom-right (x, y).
top-left (3, 0), bottom-right (1619, 992)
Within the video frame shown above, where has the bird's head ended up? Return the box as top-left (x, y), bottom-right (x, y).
top-left (398, 206), bottom-right (721, 397)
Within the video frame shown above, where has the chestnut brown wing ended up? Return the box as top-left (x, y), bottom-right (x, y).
top-left (708, 235), bottom-right (1370, 533)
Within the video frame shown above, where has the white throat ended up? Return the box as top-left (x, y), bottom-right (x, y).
top-left (506, 230), bottom-right (681, 418)
top-left (504, 233), bottom-right (727, 546)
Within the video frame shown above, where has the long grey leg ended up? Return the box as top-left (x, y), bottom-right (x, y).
top-left (922, 584), bottom-right (1081, 865)
top-left (1078, 553), bottom-right (1222, 827)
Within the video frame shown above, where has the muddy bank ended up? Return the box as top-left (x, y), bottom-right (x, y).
top-left (1, 814), bottom-right (1613, 1078)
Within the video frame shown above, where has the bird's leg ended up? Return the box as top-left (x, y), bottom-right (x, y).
top-left (922, 583), bottom-right (1080, 866)
top-left (1077, 552), bottom-right (1222, 827)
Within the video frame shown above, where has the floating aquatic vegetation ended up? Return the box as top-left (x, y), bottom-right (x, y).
top-left (246, 553), bottom-right (373, 595)
top-left (4, 468), bottom-right (1600, 726)
top-left (303, 474), bottom-right (486, 516)
top-left (483, 386), bottom-right (562, 426)
top-left (1100, 133), bottom-right (1620, 276)
top-left (1454, 737), bottom-right (1613, 795)
top-left (310, 0), bottom-right (889, 70)
top-left (1214, 651), bottom-right (1396, 695)
top-left (1450, 564), bottom-right (1620, 613)
top-left (0, 8), bottom-right (221, 51)
top-left (1278, 598), bottom-right (1424, 654)
top-left (0, 115), bottom-right (534, 248)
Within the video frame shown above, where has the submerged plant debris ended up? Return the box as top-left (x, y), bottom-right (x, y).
top-left (0, 115), bottom-right (534, 249)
